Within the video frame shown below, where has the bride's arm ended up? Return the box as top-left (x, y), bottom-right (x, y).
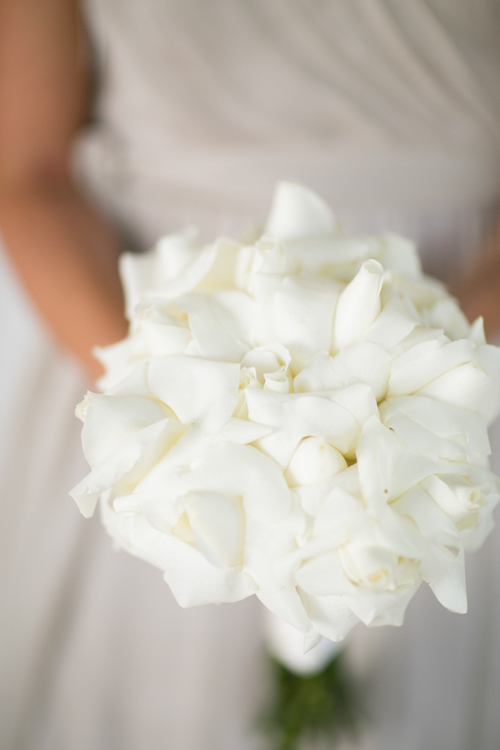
top-left (452, 219), bottom-right (500, 342)
top-left (0, 0), bottom-right (127, 381)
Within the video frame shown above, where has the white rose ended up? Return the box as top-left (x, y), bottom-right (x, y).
top-left (71, 181), bottom-right (500, 649)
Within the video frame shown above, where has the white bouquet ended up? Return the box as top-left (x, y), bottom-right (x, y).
top-left (71, 182), bottom-right (500, 652)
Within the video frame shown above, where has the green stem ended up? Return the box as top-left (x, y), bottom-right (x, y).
top-left (259, 650), bottom-right (366, 750)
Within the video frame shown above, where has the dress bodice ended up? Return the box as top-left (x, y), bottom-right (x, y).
top-left (84, 0), bottom-right (500, 153)
top-left (77, 0), bottom-right (500, 280)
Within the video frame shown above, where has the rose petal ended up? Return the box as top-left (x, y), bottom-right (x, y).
top-left (242, 343), bottom-right (292, 393)
top-left (362, 297), bottom-right (417, 350)
top-left (246, 386), bottom-right (376, 467)
top-left (295, 342), bottom-right (392, 402)
top-left (416, 362), bottom-right (498, 421)
top-left (283, 235), bottom-right (380, 279)
top-left (419, 544), bottom-right (467, 614)
top-left (70, 418), bottom-right (187, 517)
top-left (378, 233), bottom-right (421, 277)
top-left (298, 590), bottom-right (360, 642)
top-left (265, 181), bottom-right (337, 240)
top-left (332, 260), bottom-right (383, 352)
top-left (184, 490), bottom-right (245, 568)
top-left (380, 402), bottom-right (471, 462)
top-left (196, 238), bottom-right (242, 292)
top-left (259, 274), bottom-right (341, 372)
top-left (218, 418), bottom-right (272, 444)
top-left (256, 586), bottom-right (313, 634)
top-left (137, 439), bottom-right (292, 526)
top-left (388, 338), bottom-right (476, 396)
top-left (344, 581), bottom-right (419, 627)
top-left (382, 396), bottom-right (490, 458)
top-left (284, 437), bottom-right (347, 487)
top-left (392, 485), bottom-right (460, 546)
top-left (296, 551), bottom-right (356, 596)
top-left (427, 297), bottom-right (471, 340)
top-left (179, 291), bottom-right (255, 362)
top-left (148, 356), bottom-right (240, 431)
top-left (120, 231), bottom-right (216, 316)
top-left (81, 392), bottom-right (173, 466)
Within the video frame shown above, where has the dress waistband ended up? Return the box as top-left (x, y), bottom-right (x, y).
top-left (76, 127), bottom-right (500, 212)
top-left (74, 128), bottom-right (500, 255)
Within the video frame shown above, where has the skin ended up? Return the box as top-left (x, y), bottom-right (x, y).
top-left (451, 221), bottom-right (500, 342)
top-left (0, 0), bottom-right (127, 381)
top-left (0, 0), bottom-right (499, 386)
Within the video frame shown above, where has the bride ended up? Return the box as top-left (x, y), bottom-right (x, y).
top-left (1, 1), bottom-right (500, 748)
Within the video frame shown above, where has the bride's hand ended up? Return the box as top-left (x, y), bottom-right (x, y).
top-left (0, 0), bottom-right (128, 382)
top-left (451, 219), bottom-right (500, 342)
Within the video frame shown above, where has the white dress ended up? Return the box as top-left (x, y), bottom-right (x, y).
top-left (2, 2), bottom-right (500, 748)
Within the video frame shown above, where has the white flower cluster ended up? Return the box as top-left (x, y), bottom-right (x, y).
top-left (71, 183), bottom-right (500, 647)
